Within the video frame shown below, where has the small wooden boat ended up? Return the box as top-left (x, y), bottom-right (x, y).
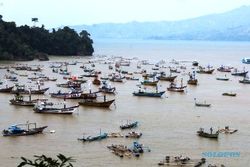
top-left (92, 77), bottom-right (101, 85)
top-left (194, 98), bottom-right (211, 107)
top-left (231, 69), bottom-right (248, 76)
top-left (219, 126), bottom-right (238, 134)
top-left (197, 128), bottom-right (219, 139)
top-left (81, 91), bottom-right (98, 99)
top-left (56, 81), bottom-right (81, 89)
top-left (197, 68), bottom-right (214, 74)
top-left (195, 102), bottom-right (211, 107)
top-left (79, 98), bottom-right (115, 108)
top-left (167, 82), bottom-right (186, 92)
top-left (9, 94), bottom-right (35, 106)
top-left (99, 81), bottom-right (116, 94)
top-left (133, 89), bottom-right (165, 97)
top-left (33, 104), bottom-right (79, 114)
top-left (217, 66), bottom-right (231, 72)
top-left (11, 85), bottom-right (49, 95)
top-left (187, 72), bottom-right (198, 85)
top-left (2, 122), bottom-right (47, 136)
top-left (192, 61), bottom-right (199, 66)
top-left (141, 80), bottom-right (158, 86)
top-left (239, 77), bottom-right (250, 84)
top-left (157, 75), bottom-right (177, 82)
top-left (120, 121), bottom-right (138, 130)
top-left (125, 131), bottom-right (142, 138)
top-left (222, 92), bottom-right (236, 96)
top-left (216, 77), bottom-right (229, 81)
top-left (78, 132), bottom-right (108, 142)
top-left (0, 86), bottom-right (14, 93)
top-left (50, 90), bottom-right (82, 99)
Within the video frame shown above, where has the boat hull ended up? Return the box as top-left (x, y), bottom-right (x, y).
top-left (79, 99), bottom-right (115, 108)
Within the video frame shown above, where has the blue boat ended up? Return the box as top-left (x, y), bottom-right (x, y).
top-left (242, 58), bottom-right (250, 64)
top-left (2, 122), bottom-right (47, 136)
top-left (78, 132), bottom-right (108, 142)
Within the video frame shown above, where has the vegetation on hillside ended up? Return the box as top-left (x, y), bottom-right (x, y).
top-left (18, 154), bottom-right (75, 167)
top-left (0, 15), bottom-right (94, 61)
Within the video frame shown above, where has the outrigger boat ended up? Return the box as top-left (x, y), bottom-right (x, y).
top-left (2, 122), bottom-right (47, 136)
top-left (197, 128), bottom-right (219, 139)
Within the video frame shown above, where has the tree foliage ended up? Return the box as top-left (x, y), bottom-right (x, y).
top-left (0, 16), bottom-right (94, 61)
top-left (18, 154), bottom-right (75, 167)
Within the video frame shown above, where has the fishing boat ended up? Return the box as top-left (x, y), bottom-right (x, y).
top-left (222, 92), bottom-right (236, 96)
top-left (157, 73), bottom-right (177, 82)
top-left (78, 96), bottom-right (115, 108)
top-left (99, 81), bottom-right (116, 94)
top-left (242, 58), bottom-right (250, 64)
top-left (80, 91), bottom-right (98, 99)
top-left (194, 98), bottom-right (211, 107)
top-left (187, 71), bottom-right (198, 85)
top-left (78, 131), bottom-right (108, 142)
top-left (167, 82), bottom-right (186, 92)
top-left (120, 121), bottom-right (138, 130)
top-left (217, 66), bottom-right (232, 72)
top-left (192, 61), bottom-right (199, 66)
top-left (11, 85), bottom-right (49, 95)
top-left (92, 77), bottom-right (101, 85)
top-left (50, 90), bottom-right (82, 99)
top-left (125, 131), bottom-right (142, 138)
top-left (216, 76), bottom-right (229, 81)
top-left (239, 76), bottom-right (250, 84)
top-left (56, 81), bottom-right (81, 89)
top-left (141, 80), bottom-right (158, 86)
top-left (197, 128), bottom-right (219, 139)
top-left (133, 91), bottom-right (165, 97)
top-left (0, 86), bottom-right (14, 93)
top-left (219, 126), bottom-right (238, 134)
top-left (231, 69), bottom-right (248, 76)
top-left (2, 122), bottom-right (47, 136)
top-left (9, 93), bottom-right (35, 106)
top-left (33, 103), bottom-right (79, 114)
top-left (197, 67), bottom-right (214, 74)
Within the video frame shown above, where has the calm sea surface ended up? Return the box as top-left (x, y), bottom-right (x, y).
top-left (0, 39), bottom-right (250, 167)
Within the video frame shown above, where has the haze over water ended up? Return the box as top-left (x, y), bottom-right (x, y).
top-left (0, 39), bottom-right (250, 167)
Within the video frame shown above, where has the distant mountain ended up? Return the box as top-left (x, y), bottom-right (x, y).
top-left (71, 6), bottom-right (250, 41)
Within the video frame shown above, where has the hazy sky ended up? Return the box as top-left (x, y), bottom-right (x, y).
top-left (1, 0), bottom-right (250, 28)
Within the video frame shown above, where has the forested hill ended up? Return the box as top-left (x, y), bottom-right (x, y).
top-left (0, 15), bottom-right (94, 61)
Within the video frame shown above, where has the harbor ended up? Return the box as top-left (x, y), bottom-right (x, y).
top-left (0, 40), bottom-right (249, 166)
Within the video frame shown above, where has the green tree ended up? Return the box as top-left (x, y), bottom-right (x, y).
top-left (18, 154), bottom-right (75, 167)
